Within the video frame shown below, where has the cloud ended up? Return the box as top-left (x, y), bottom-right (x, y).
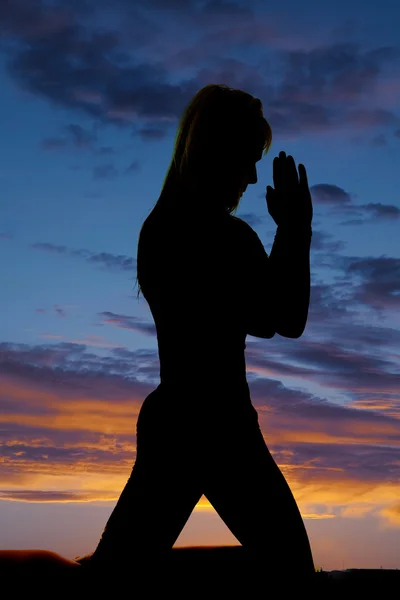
top-left (303, 229), bottom-right (346, 254)
top-left (276, 44), bottom-right (399, 105)
top-left (0, 490), bottom-right (117, 503)
top-left (31, 242), bottom-right (136, 273)
top-left (270, 442), bottom-right (400, 485)
top-left (342, 255), bottom-right (400, 311)
top-left (98, 311), bottom-right (156, 336)
top-left (2, 3), bottom-right (398, 140)
top-left (309, 184), bottom-right (399, 224)
top-left (32, 243), bottom-right (68, 254)
top-left (0, 0), bottom-right (73, 39)
top-left (135, 127), bottom-right (168, 141)
top-left (371, 133), bottom-right (387, 146)
top-left (38, 334), bottom-right (123, 349)
top-left (3, 6), bottom-right (192, 127)
top-left (380, 504), bottom-right (400, 527)
top-left (0, 340), bottom-right (157, 493)
top-left (54, 305), bottom-right (67, 318)
top-left (66, 123), bottom-right (97, 147)
top-left (249, 228), bottom-right (400, 320)
top-left (68, 335), bottom-right (123, 349)
top-left (345, 108), bottom-right (398, 129)
top-left (40, 122), bottom-right (116, 155)
top-left (310, 184), bottom-right (352, 205)
top-left (0, 332), bottom-right (399, 517)
top-left (248, 372), bottom-right (400, 447)
top-left (193, 45), bottom-right (400, 136)
top-left (124, 160), bottom-right (140, 174)
top-left (83, 251), bottom-right (135, 271)
top-left (0, 341), bottom-right (157, 390)
top-left (92, 163), bottom-right (118, 180)
top-left (362, 203), bottom-right (400, 219)
top-left (97, 145), bottom-right (115, 155)
top-left (351, 399), bottom-right (400, 420)
top-left (340, 504), bottom-right (377, 519)
top-left (36, 306), bottom-right (74, 318)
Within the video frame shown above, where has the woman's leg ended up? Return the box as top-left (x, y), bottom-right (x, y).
top-left (91, 388), bottom-right (203, 564)
top-left (202, 415), bottom-right (314, 579)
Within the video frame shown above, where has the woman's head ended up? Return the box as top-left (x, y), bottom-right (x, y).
top-left (134, 84), bottom-right (272, 299)
top-left (157, 84), bottom-right (272, 215)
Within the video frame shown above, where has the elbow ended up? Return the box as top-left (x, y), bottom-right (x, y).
top-left (274, 309), bottom-right (309, 339)
top-left (276, 329), bottom-right (300, 339)
top-left (275, 322), bottom-right (306, 339)
top-left (247, 327), bottom-right (276, 339)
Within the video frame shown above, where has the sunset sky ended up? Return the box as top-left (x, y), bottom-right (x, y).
top-left (1, 0), bottom-right (400, 571)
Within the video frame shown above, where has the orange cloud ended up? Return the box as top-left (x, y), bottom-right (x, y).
top-left (380, 503), bottom-right (400, 527)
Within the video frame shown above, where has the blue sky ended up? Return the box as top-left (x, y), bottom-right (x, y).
top-left (0, 0), bottom-right (399, 570)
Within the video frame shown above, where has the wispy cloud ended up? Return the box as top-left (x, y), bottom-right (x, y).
top-left (371, 133), bottom-right (388, 146)
top-left (310, 184), bottom-right (353, 205)
top-left (35, 305), bottom-right (75, 319)
top-left (381, 503), bottom-right (400, 526)
top-left (38, 334), bottom-right (122, 349)
top-left (31, 243), bottom-right (136, 273)
top-left (124, 160), bottom-right (140, 175)
top-left (41, 123), bottom-right (98, 151)
top-left (92, 163), bottom-right (118, 180)
top-left (98, 311), bottom-right (156, 336)
top-left (310, 183), bottom-right (399, 224)
top-left (0, 490), bottom-right (117, 503)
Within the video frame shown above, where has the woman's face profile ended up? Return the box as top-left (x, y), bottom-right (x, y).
top-left (240, 161), bottom-right (258, 196)
top-left (236, 146), bottom-right (263, 198)
top-left (188, 128), bottom-right (264, 206)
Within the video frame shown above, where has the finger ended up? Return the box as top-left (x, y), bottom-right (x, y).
top-left (278, 151), bottom-right (286, 180)
top-left (298, 163), bottom-right (309, 189)
top-left (273, 156), bottom-right (282, 190)
top-left (286, 155), bottom-right (299, 185)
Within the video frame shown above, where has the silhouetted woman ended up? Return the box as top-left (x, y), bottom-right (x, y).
top-left (90, 84), bottom-right (315, 581)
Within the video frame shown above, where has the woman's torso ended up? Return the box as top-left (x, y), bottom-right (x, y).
top-left (137, 202), bottom-right (255, 417)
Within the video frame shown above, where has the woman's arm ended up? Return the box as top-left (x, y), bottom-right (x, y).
top-left (241, 220), bottom-right (311, 339)
top-left (268, 224), bottom-right (312, 338)
top-left (265, 150), bottom-right (313, 338)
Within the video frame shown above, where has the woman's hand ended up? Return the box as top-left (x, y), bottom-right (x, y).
top-left (266, 151), bottom-right (313, 229)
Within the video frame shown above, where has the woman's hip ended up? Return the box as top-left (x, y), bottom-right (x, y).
top-left (136, 382), bottom-right (260, 455)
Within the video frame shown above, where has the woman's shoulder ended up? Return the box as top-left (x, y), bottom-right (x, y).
top-left (139, 208), bottom-right (258, 246)
top-left (227, 214), bottom-right (258, 240)
top-left (229, 215), bottom-right (250, 228)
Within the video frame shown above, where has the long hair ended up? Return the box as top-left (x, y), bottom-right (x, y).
top-left (134, 84), bottom-right (272, 300)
